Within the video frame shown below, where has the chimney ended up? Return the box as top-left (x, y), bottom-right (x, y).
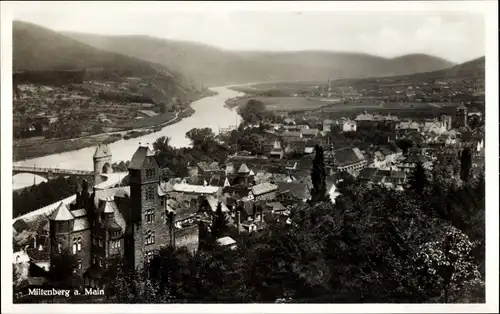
top-left (236, 209), bottom-right (241, 237)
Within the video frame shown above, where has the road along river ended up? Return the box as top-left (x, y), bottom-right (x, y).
top-left (13, 86), bottom-right (244, 190)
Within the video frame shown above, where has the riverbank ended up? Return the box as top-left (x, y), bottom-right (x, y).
top-left (13, 93), bottom-right (200, 161)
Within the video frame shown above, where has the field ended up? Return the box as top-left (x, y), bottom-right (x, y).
top-left (229, 95), bottom-right (464, 114)
top-left (231, 96), bottom-right (336, 111)
top-left (13, 133), bottom-right (123, 161)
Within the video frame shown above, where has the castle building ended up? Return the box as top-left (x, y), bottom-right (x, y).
top-left (45, 144), bottom-right (201, 287)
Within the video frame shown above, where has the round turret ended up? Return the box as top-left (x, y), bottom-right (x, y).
top-left (93, 144), bottom-right (113, 185)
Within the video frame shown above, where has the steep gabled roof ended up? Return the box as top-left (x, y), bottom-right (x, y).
top-left (128, 145), bottom-right (156, 170)
top-left (49, 202), bottom-right (74, 221)
top-left (237, 163), bottom-right (251, 174)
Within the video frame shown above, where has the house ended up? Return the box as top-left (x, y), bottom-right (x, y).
top-left (301, 128), bottom-right (319, 139)
top-left (323, 119), bottom-right (334, 132)
top-left (436, 147), bottom-right (460, 167)
top-left (216, 236), bottom-right (237, 250)
top-left (341, 120), bottom-right (357, 132)
top-left (396, 121), bottom-right (421, 132)
top-left (397, 154), bottom-right (432, 173)
top-left (354, 112), bottom-right (374, 125)
top-left (284, 140), bottom-right (306, 155)
top-left (304, 140), bottom-right (318, 154)
top-left (265, 139), bottom-right (284, 159)
top-left (203, 195), bottom-right (230, 213)
top-left (358, 167), bottom-right (407, 188)
top-left (162, 182), bottom-right (221, 202)
top-left (370, 143), bottom-right (403, 168)
top-left (277, 181), bottom-right (311, 203)
top-left (281, 131), bottom-right (303, 141)
top-left (263, 139), bottom-right (281, 154)
top-left (270, 147), bottom-right (284, 159)
top-left (332, 147), bottom-right (367, 174)
top-left (250, 182), bottom-right (278, 201)
top-left (421, 120), bottom-right (447, 135)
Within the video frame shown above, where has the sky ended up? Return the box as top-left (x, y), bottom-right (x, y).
top-left (7, 1), bottom-right (486, 63)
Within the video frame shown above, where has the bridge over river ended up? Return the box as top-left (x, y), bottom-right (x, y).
top-left (12, 166), bottom-right (95, 181)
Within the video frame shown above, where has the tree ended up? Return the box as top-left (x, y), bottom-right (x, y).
top-left (237, 99), bottom-right (268, 124)
top-left (185, 128), bottom-right (218, 153)
top-left (408, 162), bottom-right (429, 195)
top-left (412, 225), bottom-right (483, 303)
top-left (460, 147), bottom-right (472, 183)
top-left (48, 249), bottom-right (79, 289)
top-left (211, 202), bottom-right (229, 241)
top-left (310, 145), bottom-right (327, 204)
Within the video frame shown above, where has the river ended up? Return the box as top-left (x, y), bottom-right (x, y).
top-left (13, 86), bottom-right (244, 190)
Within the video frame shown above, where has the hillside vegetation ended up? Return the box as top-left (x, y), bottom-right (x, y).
top-left (13, 21), bottom-right (199, 102)
top-left (65, 31), bottom-right (455, 87)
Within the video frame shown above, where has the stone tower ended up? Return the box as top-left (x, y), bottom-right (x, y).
top-left (49, 202), bottom-right (74, 258)
top-left (93, 144), bottom-right (113, 185)
top-left (128, 144), bottom-right (170, 269)
top-left (456, 103), bottom-right (468, 128)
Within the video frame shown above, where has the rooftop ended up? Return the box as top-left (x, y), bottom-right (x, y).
top-left (50, 202), bottom-right (74, 221)
top-left (128, 145), bottom-right (156, 170)
top-left (251, 182), bottom-right (278, 196)
top-left (173, 183), bottom-right (219, 194)
top-left (217, 236), bottom-right (236, 247)
top-left (334, 147), bottom-right (365, 167)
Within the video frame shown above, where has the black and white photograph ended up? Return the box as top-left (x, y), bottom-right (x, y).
top-left (1, 1), bottom-right (498, 312)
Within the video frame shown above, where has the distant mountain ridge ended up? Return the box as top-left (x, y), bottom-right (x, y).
top-left (63, 31), bottom-right (455, 87)
top-left (12, 21), bottom-right (198, 102)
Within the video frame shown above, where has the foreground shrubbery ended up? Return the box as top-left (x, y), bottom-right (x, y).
top-left (104, 165), bottom-right (484, 303)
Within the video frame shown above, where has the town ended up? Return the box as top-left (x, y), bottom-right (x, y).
top-left (13, 84), bottom-right (485, 302)
top-left (8, 10), bottom-right (489, 307)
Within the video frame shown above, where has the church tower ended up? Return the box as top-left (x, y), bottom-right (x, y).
top-left (93, 144), bottom-right (113, 185)
top-left (128, 144), bottom-right (169, 268)
top-left (456, 103), bottom-right (468, 128)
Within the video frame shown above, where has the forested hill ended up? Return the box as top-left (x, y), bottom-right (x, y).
top-left (13, 21), bottom-right (200, 102)
top-left (65, 31), bottom-right (455, 87)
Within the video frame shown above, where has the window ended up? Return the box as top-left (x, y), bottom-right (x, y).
top-left (72, 240), bottom-right (77, 254)
top-left (77, 237), bottom-right (82, 252)
top-left (146, 168), bottom-right (156, 178)
top-left (57, 243), bottom-right (62, 253)
top-left (145, 210), bottom-right (155, 223)
top-left (145, 251), bottom-right (154, 263)
top-left (98, 237), bottom-right (103, 248)
top-left (92, 233), bottom-right (97, 245)
top-left (160, 198), bottom-right (164, 207)
top-left (111, 240), bottom-right (120, 249)
top-left (145, 230), bottom-right (155, 245)
top-left (146, 186), bottom-right (155, 200)
top-left (99, 257), bottom-right (103, 267)
top-left (92, 255), bottom-right (96, 265)
top-left (77, 259), bottom-right (82, 270)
